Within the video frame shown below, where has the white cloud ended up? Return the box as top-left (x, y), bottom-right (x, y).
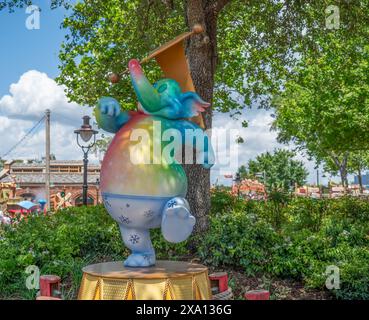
top-left (0, 70), bottom-right (99, 162)
top-left (211, 109), bottom-right (281, 185)
top-left (0, 70), bottom-right (92, 126)
top-left (210, 109), bottom-right (348, 186)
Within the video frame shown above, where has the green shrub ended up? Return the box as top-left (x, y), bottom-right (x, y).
top-left (304, 244), bottom-right (369, 300)
top-left (204, 190), bottom-right (369, 300)
top-left (286, 197), bottom-right (329, 232)
top-left (1, 191), bottom-right (369, 300)
top-left (198, 210), bottom-right (283, 276)
top-left (328, 196), bottom-right (369, 224)
top-left (210, 187), bottom-right (251, 214)
top-left (257, 190), bottom-right (290, 231)
top-left (0, 205), bottom-right (189, 299)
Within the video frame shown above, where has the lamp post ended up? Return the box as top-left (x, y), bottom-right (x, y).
top-left (74, 116), bottom-right (98, 206)
top-left (96, 177), bottom-right (100, 205)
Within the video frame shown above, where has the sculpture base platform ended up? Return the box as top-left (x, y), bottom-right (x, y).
top-left (78, 260), bottom-right (212, 300)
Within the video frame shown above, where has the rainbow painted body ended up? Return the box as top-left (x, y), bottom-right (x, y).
top-left (95, 60), bottom-right (213, 267)
top-left (100, 113), bottom-right (188, 198)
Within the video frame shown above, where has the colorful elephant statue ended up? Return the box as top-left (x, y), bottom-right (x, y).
top-left (95, 59), bottom-right (214, 267)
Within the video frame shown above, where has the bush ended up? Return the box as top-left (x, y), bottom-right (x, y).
top-left (0, 205), bottom-right (189, 299)
top-left (1, 192), bottom-right (368, 300)
top-left (257, 189), bottom-right (291, 231)
top-left (198, 210), bottom-right (283, 276)
top-left (286, 197), bottom-right (329, 232)
top-left (210, 187), bottom-right (250, 214)
top-left (202, 191), bottom-right (369, 300)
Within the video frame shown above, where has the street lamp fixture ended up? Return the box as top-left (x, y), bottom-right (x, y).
top-left (75, 116), bottom-right (98, 206)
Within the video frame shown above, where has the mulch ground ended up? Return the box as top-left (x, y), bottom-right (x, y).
top-left (207, 266), bottom-right (332, 300)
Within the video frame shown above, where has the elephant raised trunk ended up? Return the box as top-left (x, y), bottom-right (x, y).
top-left (128, 59), bottom-right (162, 113)
top-left (129, 59), bottom-right (210, 120)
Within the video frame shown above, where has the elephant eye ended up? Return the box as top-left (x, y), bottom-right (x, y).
top-left (157, 84), bottom-right (167, 93)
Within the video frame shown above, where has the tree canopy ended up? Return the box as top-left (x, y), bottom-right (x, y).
top-left (2, 0), bottom-right (368, 133)
top-left (4, 0), bottom-right (357, 116)
top-left (238, 149), bottom-right (308, 192)
top-left (272, 29), bottom-right (369, 186)
top-left (273, 34), bottom-right (369, 154)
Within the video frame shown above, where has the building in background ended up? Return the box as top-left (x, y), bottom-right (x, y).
top-left (232, 179), bottom-right (267, 200)
top-left (0, 160), bottom-right (101, 210)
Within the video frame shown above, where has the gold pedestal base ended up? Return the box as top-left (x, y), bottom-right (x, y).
top-left (78, 261), bottom-right (212, 300)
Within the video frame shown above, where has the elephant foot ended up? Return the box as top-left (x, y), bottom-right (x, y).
top-left (161, 197), bottom-right (196, 243)
top-left (124, 252), bottom-right (156, 267)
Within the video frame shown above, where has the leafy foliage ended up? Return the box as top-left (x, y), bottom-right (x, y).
top-left (273, 31), bottom-right (369, 184)
top-left (6, 0), bottom-right (359, 116)
top-left (200, 192), bottom-right (369, 299)
top-left (56, 0), bottom-right (186, 108)
top-left (0, 0), bottom-right (70, 11)
top-left (238, 149), bottom-right (308, 192)
top-left (210, 186), bottom-right (251, 214)
top-left (1, 195), bottom-right (369, 299)
top-left (0, 205), bottom-right (189, 299)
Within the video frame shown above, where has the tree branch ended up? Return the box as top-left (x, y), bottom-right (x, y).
top-left (205, 0), bottom-right (230, 15)
top-left (215, 0), bottom-right (230, 13)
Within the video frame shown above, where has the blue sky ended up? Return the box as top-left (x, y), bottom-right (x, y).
top-left (0, 2), bottom-right (93, 167)
top-left (0, 3), bottom-right (67, 96)
top-left (0, 2), bottom-right (351, 186)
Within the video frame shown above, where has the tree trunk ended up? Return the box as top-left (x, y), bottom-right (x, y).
top-left (331, 152), bottom-right (349, 192)
top-left (339, 173), bottom-right (345, 188)
top-left (358, 167), bottom-right (363, 194)
top-left (183, 0), bottom-right (226, 235)
top-left (339, 165), bottom-right (348, 186)
top-left (342, 153), bottom-right (349, 192)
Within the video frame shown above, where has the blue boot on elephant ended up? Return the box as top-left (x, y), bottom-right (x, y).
top-left (161, 197), bottom-right (196, 243)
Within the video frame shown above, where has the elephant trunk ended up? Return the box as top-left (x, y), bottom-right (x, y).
top-left (128, 59), bottom-right (162, 113)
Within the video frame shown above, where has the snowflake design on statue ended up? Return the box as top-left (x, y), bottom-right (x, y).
top-left (144, 210), bottom-right (154, 218)
top-left (119, 215), bottom-right (131, 224)
top-left (167, 200), bottom-right (177, 208)
top-left (129, 234), bottom-right (140, 244)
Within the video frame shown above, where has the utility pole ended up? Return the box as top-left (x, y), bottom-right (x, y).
top-left (45, 109), bottom-right (51, 211)
top-left (316, 168), bottom-right (320, 186)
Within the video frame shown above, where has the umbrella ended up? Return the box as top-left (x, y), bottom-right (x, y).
top-left (16, 200), bottom-right (39, 210)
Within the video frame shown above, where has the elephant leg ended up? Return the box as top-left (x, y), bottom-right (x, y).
top-left (161, 197), bottom-right (196, 243)
top-left (119, 225), bottom-right (155, 267)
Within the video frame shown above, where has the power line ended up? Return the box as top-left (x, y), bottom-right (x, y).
top-left (1, 116), bottom-right (45, 159)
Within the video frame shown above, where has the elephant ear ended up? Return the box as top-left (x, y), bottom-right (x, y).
top-left (149, 91), bottom-right (210, 120)
top-left (178, 92), bottom-right (211, 118)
